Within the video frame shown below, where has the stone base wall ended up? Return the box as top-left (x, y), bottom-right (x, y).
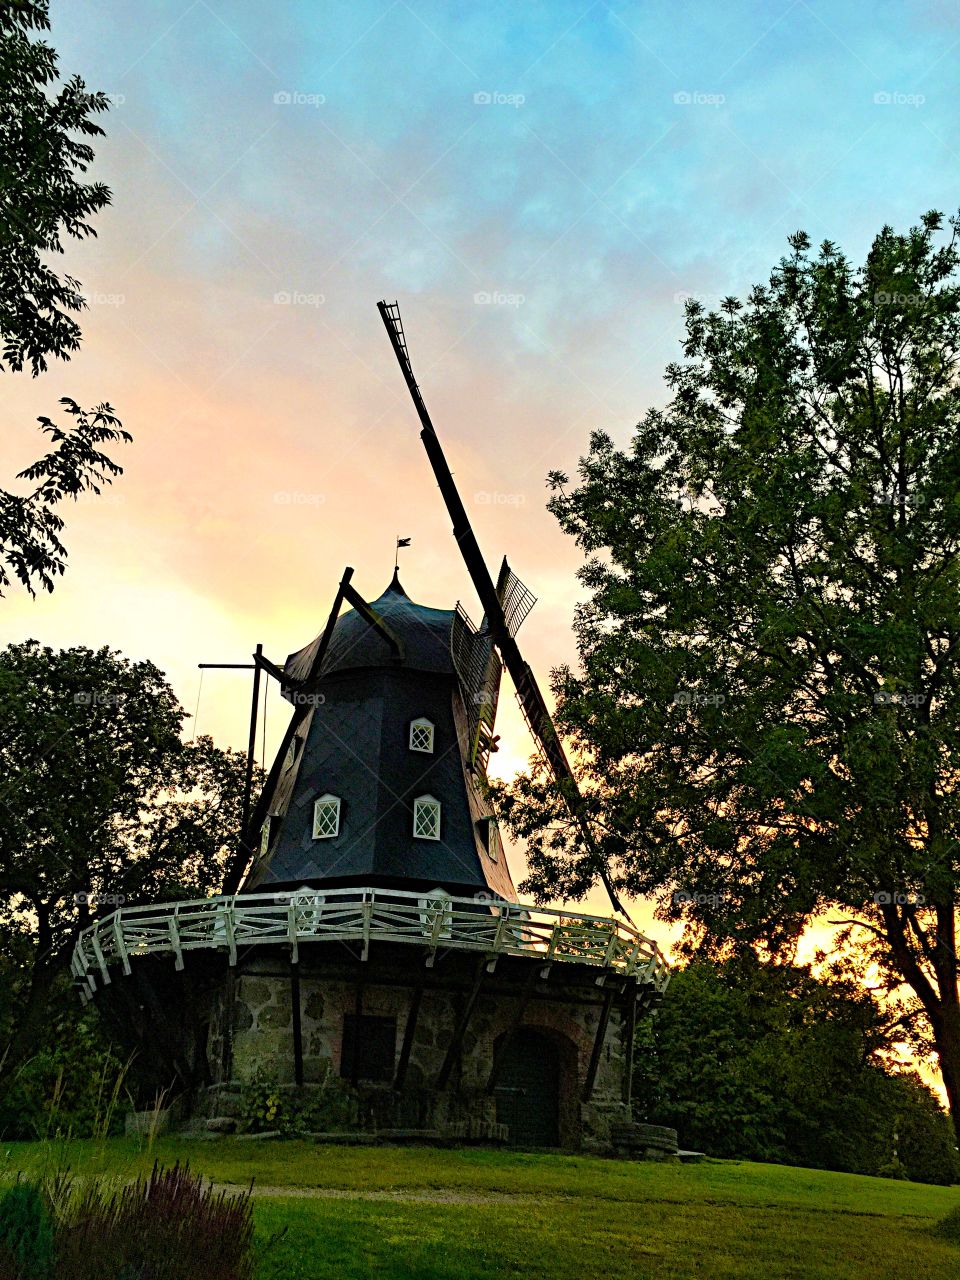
top-left (200, 946), bottom-right (633, 1152)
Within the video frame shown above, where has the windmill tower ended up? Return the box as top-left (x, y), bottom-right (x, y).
top-left (72, 306), bottom-right (669, 1151)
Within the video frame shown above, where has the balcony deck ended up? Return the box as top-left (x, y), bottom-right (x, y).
top-left (71, 885), bottom-right (670, 997)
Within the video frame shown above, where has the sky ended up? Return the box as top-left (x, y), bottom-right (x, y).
top-left (2, 0), bottom-right (959, 945)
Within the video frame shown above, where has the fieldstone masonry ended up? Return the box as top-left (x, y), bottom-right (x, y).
top-left (202, 945), bottom-right (634, 1152)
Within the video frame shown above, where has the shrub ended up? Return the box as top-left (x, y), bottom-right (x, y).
top-left (0, 1182), bottom-right (54, 1280)
top-left (54, 1161), bottom-right (258, 1280)
top-left (238, 1063), bottom-right (357, 1136)
top-left (0, 1011), bottom-right (130, 1141)
top-left (934, 1204), bottom-right (960, 1245)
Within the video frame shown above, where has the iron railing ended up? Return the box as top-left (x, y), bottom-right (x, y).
top-left (71, 886), bottom-right (670, 998)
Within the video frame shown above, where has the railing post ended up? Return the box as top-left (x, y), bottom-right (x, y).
top-left (90, 930), bottom-right (111, 986)
top-left (168, 906), bottom-right (184, 971)
top-left (112, 911), bottom-right (131, 977)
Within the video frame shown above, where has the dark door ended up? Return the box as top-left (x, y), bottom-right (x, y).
top-left (494, 1028), bottom-right (560, 1148)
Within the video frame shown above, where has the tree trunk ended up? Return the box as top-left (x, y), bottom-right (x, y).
top-left (933, 1003), bottom-right (960, 1148)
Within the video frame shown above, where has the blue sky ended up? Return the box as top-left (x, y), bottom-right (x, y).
top-left (3, 0), bottom-right (958, 884)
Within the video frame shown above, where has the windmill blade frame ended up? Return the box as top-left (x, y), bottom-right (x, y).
top-left (376, 299), bottom-right (631, 921)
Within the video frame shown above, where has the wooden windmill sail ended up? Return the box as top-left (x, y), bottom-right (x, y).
top-left (376, 301), bottom-right (630, 920)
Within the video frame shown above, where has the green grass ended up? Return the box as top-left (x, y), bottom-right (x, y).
top-left (2, 1139), bottom-right (959, 1279)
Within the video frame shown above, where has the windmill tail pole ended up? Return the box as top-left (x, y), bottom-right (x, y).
top-left (376, 299), bottom-right (633, 924)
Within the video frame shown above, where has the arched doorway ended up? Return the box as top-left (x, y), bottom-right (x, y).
top-left (494, 1028), bottom-right (561, 1148)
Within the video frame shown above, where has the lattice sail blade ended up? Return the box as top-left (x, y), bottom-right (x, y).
top-left (496, 556), bottom-right (537, 638)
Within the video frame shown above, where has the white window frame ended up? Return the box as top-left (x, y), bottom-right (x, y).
top-left (478, 815), bottom-right (502, 863)
top-left (418, 886), bottom-right (452, 938)
top-left (412, 794), bottom-right (441, 841)
top-left (312, 793), bottom-right (341, 840)
top-left (409, 717), bottom-right (435, 754)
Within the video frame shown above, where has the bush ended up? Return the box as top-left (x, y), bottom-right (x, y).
top-left (0, 1011), bottom-right (130, 1141)
top-left (238, 1063), bottom-right (357, 1136)
top-left (0, 1182), bottom-right (54, 1280)
top-left (55, 1162), bottom-right (260, 1280)
top-left (934, 1204), bottom-right (960, 1245)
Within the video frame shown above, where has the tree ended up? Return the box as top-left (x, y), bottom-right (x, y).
top-left (503, 211), bottom-right (960, 1139)
top-left (0, 641), bottom-right (252, 1073)
top-left (634, 955), bottom-right (959, 1184)
top-left (0, 0), bottom-right (129, 594)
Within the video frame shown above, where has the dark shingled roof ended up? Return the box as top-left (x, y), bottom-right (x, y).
top-left (242, 574), bottom-right (517, 902)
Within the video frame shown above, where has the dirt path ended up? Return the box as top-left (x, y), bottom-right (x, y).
top-left (212, 1183), bottom-right (550, 1205)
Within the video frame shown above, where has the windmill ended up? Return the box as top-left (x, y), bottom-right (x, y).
top-left (376, 301), bottom-right (630, 921)
top-left (71, 302), bottom-right (668, 1151)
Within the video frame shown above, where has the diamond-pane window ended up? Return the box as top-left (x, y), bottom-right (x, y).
top-left (413, 794), bottom-right (441, 841)
top-left (312, 794), bottom-right (340, 839)
top-left (409, 718), bottom-right (435, 753)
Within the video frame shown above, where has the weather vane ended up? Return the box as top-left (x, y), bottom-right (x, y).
top-left (394, 535), bottom-right (411, 571)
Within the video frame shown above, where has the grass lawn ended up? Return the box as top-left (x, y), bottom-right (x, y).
top-left (3, 1138), bottom-right (959, 1279)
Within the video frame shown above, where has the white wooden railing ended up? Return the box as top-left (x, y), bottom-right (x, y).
top-left (71, 886), bottom-right (670, 996)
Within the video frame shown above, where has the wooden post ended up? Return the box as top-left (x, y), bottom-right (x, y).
top-left (621, 984), bottom-right (637, 1107)
top-left (436, 958), bottom-right (487, 1090)
top-left (221, 969), bottom-right (235, 1083)
top-left (394, 973), bottom-right (426, 1090)
top-left (582, 985), bottom-right (616, 1102)
top-left (291, 960), bottom-right (304, 1087)
top-left (351, 972), bottom-right (365, 1088)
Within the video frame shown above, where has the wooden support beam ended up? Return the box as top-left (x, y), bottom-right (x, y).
top-left (350, 971), bottom-right (365, 1088)
top-left (582, 984), bottom-right (617, 1102)
top-left (221, 969), bottom-right (236, 1083)
top-left (394, 969), bottom-right (427, 1090)
top-left (621, 984), bottom-right (638, 1106)
top-left (436, 958), bottom-right (487, 1090)
top-left (291, 960), bottom-right (304, 1087)
top-left (485, 962), bottom-right (548, 1095)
